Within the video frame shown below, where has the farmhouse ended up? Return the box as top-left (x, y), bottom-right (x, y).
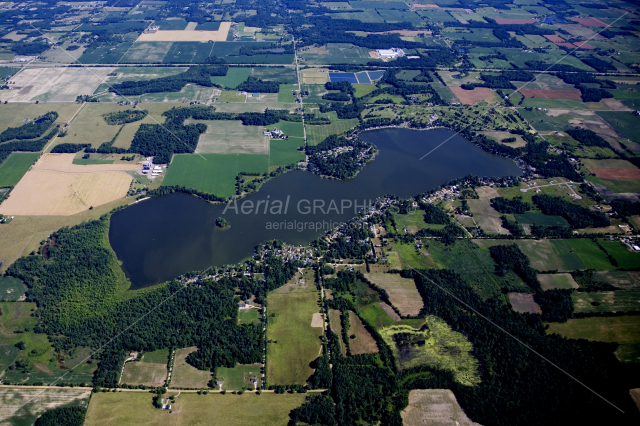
top-left (376, 48), bottom-right (405, 59)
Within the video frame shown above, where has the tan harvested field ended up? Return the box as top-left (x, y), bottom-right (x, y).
top-left (0, 387), bottom-right (91, 426)
top-left (508, 293), bottom-right (541, 314)
top-left (0, 67), bottom-right (114, 103)
top-left (379, 301), bottom-right (401, 321)
top-left (591, 169), bottom-right (640, 180)
top-left (401, 389), bottom-right (480, 426)
top-left (602, 98), bottom-right (631, 111)
top-left (0, 103), bottom-right (80, 133)
top-left (121, 362), bottom-right (167, 387)
top-left (301, 68), bottom-right (330, 84)
top-left (520, 89), bottom-right (581, 99)
top-left (365, 273), bottom-right (423, 316)
top-left (311, 312), bottom-right (324, 328)
top-left (171, 347), bottom-right (212, 389)
top-left (348, 310), bottom-right (378, 355)
top-left (190, 120), bottom-right (269, 155)
top-left (0, 154), bottom-right (137, 216)
top-left (136, 22), bottom-right (231, 41)
top-left (449, 86), bottom-right (495, 105)
top-left (466, 186), bottom-right (508, 235)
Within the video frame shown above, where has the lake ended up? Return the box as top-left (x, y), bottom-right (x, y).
top-left (110, 128), bottom-right (521, 288)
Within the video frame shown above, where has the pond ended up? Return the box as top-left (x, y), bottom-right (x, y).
top-left (110, 128), bottom-right (521, 288)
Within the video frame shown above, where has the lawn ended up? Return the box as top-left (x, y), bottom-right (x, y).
top-left (163, 153), bottom-right (269, 197)
top-left (566, 239), bottom-right (615, 270)
top-left (85, 392), bottom-right (305, 426)
top-left (216, 363), bottom-right (262, 390)
top-left (170, 346), bottom-right (212, 389)
top-left (599, 240), bottom-right (640, 269)
top-left (210, 67), bottom-right (252, 88)
top-left (266, 286), bottom-right (322, 385)
top-left (572, 289), bottom-right (640, 314)
top-left (270, 139), bottom-right (305, 167)
top-left (0, 153), bottom-right (40, 187)
top-left (0, 277), bottom-right (27, 301)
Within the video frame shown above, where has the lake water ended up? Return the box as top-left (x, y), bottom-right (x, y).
top-left (110, 128), bottom-right (521, 288)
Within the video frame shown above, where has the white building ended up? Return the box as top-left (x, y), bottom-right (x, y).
top-left (376, 48), bottom-right (405, 59)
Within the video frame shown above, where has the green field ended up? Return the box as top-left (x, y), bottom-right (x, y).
top-left (210, 67), bottom-right (252, 88)
top-left (142, 348), bottom-right (169, 364)
top-left (171, 346), bottom-right (212, 389)
top-left (0, 153), bottom-right (40, 187)
top-left (270, 139), bottom-right (305, 166)
top-left (274, 120), bottom-right (304, 138)
top-left (278, 84), bottom-right (297, 102)
top-left (238, 308), bottom-right (260, 325)
top-left (305, 111), bottom-right (359, 146)
top-left (596, 111), bottom-right (640, 144)
top-left (266, 286), bottom-right (322, 385)
top-left (163, 153), bottom-right (269, 197)
top-left (566, 239), bottom-right (615, 270)
top-left (0, 277), bottom-right (27, 301)
top-left (473, 239), bottom-right (586, 272)
top-left (538, 273), bottom-right (578, 290)
top-left (513, 212), bottom-right (569, 227)
top-left (216, 363), bottom-right (262, 390)
top-left (85, 392), bottom-right (305, 426)
top-left (585, 176), bottom-right (640, 194)
top-left (599, 240), bottom-right (640, 269)
top-left (572, 289), bottom-right (640, 314)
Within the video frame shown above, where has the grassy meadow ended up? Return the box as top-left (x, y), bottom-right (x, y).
top-left (171, 346), bottom-right (212, 389)
top-left (0, 153), bottom-right (40, 187)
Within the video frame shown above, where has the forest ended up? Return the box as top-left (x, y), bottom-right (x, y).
top-left (490, 196), bottom-right (531, 214)
top-left (532, 194), bottom-right (610, 229)
top-left (236, 76), bottom-right (281, 93)
top-left (103, 109), bottom-right (148, 125)
top-left (0, 111), bottom-right (58, 143)
top-left (565, 128), bottom-right (611, 148)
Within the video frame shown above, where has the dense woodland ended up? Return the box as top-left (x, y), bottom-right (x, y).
top-left (103, 109), bottom-right (148, 125)
top-left (0, 112), bottom-right (58, 143)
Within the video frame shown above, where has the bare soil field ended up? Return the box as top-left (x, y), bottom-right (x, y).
top-left (348, 311), bottom-right (378, 355)
top-left (573, 41), bottom-right (594, 49)
top-left (508, 293), bottom-right (541, 314)
top-left (449, 86), bottom-right (495, 105)
top-left (544, 34), bottom-right (565, 43)
top-left (401, 389), bottom-right (479, 426)
top-left (591, 169), bottom-right (640, 180)
top-left (121, 361), bottom-right (167, 387)
top-left (136, 22), bottom-right (231, 41)
top-left (379, 302), bottom-right (401, 321)
top-left (0, 154), bottom-right (136, 216)
top-left (572, 17), bottom-right (608, 27)
top-left (467, 186), bottom-right (508, 235)
top-left (0, 67), bottom-right (114, 103)
top-left (311, 312), bottom-right (324, 328)
top-left (365, 273), bottom-right (423, 316)
top-left (520, 89), bottom-right (581, 99)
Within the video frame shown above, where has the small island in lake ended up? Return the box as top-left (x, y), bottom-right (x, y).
top-left (215, 217), bottom-right (229, 229)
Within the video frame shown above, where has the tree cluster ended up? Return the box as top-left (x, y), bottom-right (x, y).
top-left (532, 194), bottom-right (610, 229)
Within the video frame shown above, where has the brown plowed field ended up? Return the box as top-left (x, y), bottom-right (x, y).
top-left (544, 34), bottom-right (565, 43)
top-left (449, 86), bottom-right (494, 105)
top-left (520, 89), bottom-right (581, 99)
top-left (572, 17), bottom-right (608, 27)
top-left (591, 169), bottom-right (640, 180)
top-left (573, 41), bottom-right (594, 49)
top-left (494, 18), bottom-right (535, 24)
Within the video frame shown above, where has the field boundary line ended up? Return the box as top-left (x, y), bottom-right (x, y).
top-left (410, 267), bottom-right (625, 414)
top-left (28, 23), bottom-right (208, 161)
top-left (418, 11), bottom-right (629, 161)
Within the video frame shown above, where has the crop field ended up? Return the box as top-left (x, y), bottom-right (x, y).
top-left (0, 387), bottom-right (90, 426)
top-left (170, 347), bottom-right (212, 389)
top-left (163, 153), bottom-right (268, 197)
top-left (118, 41), bottom-right (173, 63)
top-left (538, 273), bottom-right (579, 290)
top-left (216, 363), bottom-right (262, 390)
top-left (592, 271), bottom-right (640, 289)
top-left (121, 360), bottom-right (168, 387)
top-left (508, 292), bottom-right (541, 314)
top-left (301, 43), bottom-right (377, 65)
top-left (582, 158), bottom-right (638, 171)
top-left (136, 22), bottom-right (231, 42)
top-left (473, 239), bottom-right (586, 271)
top-left (380, 317), bottom-right (480, 386)
top-left (599, 240), bottom-right (640, 269)
top-left (189, 120), bottom-right (269, 155)
top-left (519, 89), bottom-right (581, 99)
top-left (566, 239), bottom-right (615, 270)
top-left (270, 139), bottom-right (305, 167)
top-left (364, 272), bottom-right (423, 316)
top-left (0, 277), bottom-right (27, 301)
top-left (301, 68), bottom-right (330, 84)
top-left (305, 111), bottom-right (359, 146)
top-left (278, 83), bottom-right (297, 102)
top-left (572, 289), bottom-right (640, 314)
top-left (0, 67), bottom-right (114, 103)
top-left (591, 168), bottom-right (640, 180)
top-left (347, 310), bottom-right (379, 355)
top-left (0, 153), bottom-right (40, 187)
top-left (0, 154), bottom-right (136, 216)
top-left (85, 392), bottom-right (306, 426)
top-left (209, 66), bottom-right (251, 88)
top-left (448, 86), bottom-right (496, 105)
top-left (466, 186), bottom-right (508, 235)
top-left (266, 285), bottom-right (322, 385)
top-left (401, 389), bottom-right (478, 426)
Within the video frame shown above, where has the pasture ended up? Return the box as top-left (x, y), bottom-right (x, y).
top-left (0, 154), bottom-right (136, 216)
top-left (216, 363), bottom-right (262, 390)
top-left (0, 387), bottom-right (90, 426)
top-left (0, 277), bottom-right (27, 301)
top-left (0, 67), bottom-right (114, 103)
top-left (301, 43), bottom-right (375, 65)
top-left (508, 293), bottom-right (541, 314)
top-left (171, 347), bottom-right (211, 389)
top-left (0, 103), bottom-right (79, 134)
top-left (85, 392), bottom-right (305, 426)
top-left (270, 139), bottom-right (305, 167)
top-left (364, 272), bottom-right (423, 316)
top-left (0, 153), bottom-right (40, 187)
top-left (401, 389), bottom-right (478, 426)
top-left (305, 111), bottom-right (359, 146)
top-left (121, 361), bottom-right (168, 387)
top-left (466, 186), bottom-right (508, 235)
top-left (266, 286), bottom-right (322, 385)
top-left (599, 240), bottom-right (640, 269)
top-left (347, 310), bottom-right (378, 355)
top-left (572, 289), bottom-right (640, 314)
top-left (163, 153), bottom-right (268, 197)
top-left (538, 273), bottom-right (579, 290)
top-left (566, 239), bottom-right (615, 270)
top-left (380, 317), bottom-right (480, 386)
top-left (190, 120), bottom-right (269, 155)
